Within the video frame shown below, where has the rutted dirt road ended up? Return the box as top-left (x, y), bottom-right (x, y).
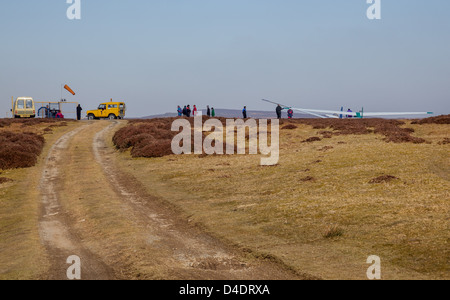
top-left (39, 124), bottom-right (113, 279)
top-left (38, 121), bottom-right (305, 280)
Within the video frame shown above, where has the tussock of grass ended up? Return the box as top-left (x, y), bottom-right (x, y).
top-left (0, 177), bottom-right (13, 184)
top-left (369, 175), bottom-right (399, 184)
top-left (282, 124), bottom-right (298, 130)
top-left (323, 225), bottom-right (344, 239)
top-left (302, 137), bottom-right (322, 143)
top-left (438, 138), bottom-right (450, 145)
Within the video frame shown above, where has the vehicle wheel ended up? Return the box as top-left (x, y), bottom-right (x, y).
top-left (108, 114), bottom-right (116, 120)
top-left (88, 114), bottom-right (95, 120)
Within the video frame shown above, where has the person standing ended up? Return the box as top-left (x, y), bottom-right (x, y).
top-left (186, 105), bottom-right (192, 117)
top-left (193, 105), bottom-right (198, 117)
top-left (347, 109), bottom-right (353, 119)
top-left (76, 104), bottom-right (82, 121)
top-left (207, 105), bottom-right (211, 117)
top-left (56, 110), bottom-right (64, 119)
top-left (211, 107), bottom-right (215, 117)
top-left (287, 108), bottom-right (294, 119)
top-left (242, 106), bottom-right (247, 119)
top-left (177, 106), bottom-right (183, 117)
top-left (182, 106), bottom-right (187, 117)
top-left (276, 105), bottom-right (283, 119)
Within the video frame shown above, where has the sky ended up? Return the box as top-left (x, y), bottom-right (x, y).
top-left (0, 0), bottom-right (449, 118)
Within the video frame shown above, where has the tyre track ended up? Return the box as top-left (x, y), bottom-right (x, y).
top-left (39, 124), bottom-right (113, 280)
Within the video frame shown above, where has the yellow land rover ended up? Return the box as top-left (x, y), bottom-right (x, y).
top-left (86, 101), bottom-right (126, 120)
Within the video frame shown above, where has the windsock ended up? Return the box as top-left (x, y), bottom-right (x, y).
top-left (64, 84), bottom-right (76, 96)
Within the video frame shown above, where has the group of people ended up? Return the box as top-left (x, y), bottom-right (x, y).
top-left (247, 105), bottom-right (293, 119)
top-left (276, 105), bottom-right (294, 119)
top-left (177, 105), bottom-right (296, 119)
top-left (177, 105), bottom-right (216, 117)
top-left (42, 104), bottom-right (83, 120)
top-left (43, 105), bottom-right (65, 119)
top-left (178, 105), bottom-right (196, 117)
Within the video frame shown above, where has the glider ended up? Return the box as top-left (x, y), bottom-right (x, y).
top-left (262, 99), bottom-right (434, 119)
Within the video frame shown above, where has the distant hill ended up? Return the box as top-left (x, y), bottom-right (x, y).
top-left (142, 108), bottom-right (314, 119)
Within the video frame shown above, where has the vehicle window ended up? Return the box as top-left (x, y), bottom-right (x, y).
top-left (108, 104), bottom-right (117, 109)
top-left (26, 100), bottom-right (33, 109)
top-left (119, 104), bottom-right (125, 109)
top-left (98, 104), bottom-right (106, 109)
top-left (17, 100), bottom-right (24, 109)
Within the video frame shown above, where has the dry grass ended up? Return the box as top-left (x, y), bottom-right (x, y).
top-left (0, 120), bottom-right (81, 279)
top-left (114, 116), bottom-right (450, 280)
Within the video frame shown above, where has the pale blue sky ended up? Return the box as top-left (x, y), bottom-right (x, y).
top-left (1, 0), bottom-right (449, 117)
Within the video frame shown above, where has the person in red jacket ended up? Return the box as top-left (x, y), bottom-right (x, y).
top-left (287, 109), bottom-right (294, 119)
top-left (56, 110), bottom-right (64, 119)
top-left (193, 105), bottom-right (198, 117)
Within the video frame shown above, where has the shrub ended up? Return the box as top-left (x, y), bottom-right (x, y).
top-left (114, 118), bottom-right (249, 158)
top-left (411, 115), bottom-right (450, 125)
top-left (282, 124), bottom-right (298, 130)
top-left (0, 131), bottom-right (45, 169)
top-left (291, 118), bottom-right (426, 144)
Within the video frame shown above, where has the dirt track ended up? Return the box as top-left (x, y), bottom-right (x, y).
top-left (38, 121), bottom-right (305, 280)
